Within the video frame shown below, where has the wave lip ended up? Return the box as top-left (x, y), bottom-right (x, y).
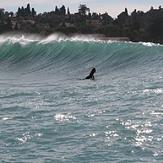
top-left (0, 34), bottom-right (41, 45)
top-left (0, 33), bottom-right (121, 45)
top-left (0, 33), bottom-right (162, 47)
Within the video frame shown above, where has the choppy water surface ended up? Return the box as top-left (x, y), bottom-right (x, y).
top-left (0, 34), bottom-right (163, 162)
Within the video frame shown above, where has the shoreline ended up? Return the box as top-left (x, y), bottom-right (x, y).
top-left (69, 34), bottom-right (130, 41)
top-left (1, 32), bottom-right (130, 42)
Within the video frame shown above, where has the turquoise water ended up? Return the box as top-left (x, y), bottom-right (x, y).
top-left (0, 35), bottom-right (163, 162)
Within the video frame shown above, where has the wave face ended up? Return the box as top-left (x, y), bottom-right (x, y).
top-left (0, 34), bottom-right (163, 79)
top-left (1, 34), bottom-right (163, 162)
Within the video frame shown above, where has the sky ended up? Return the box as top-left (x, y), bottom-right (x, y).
top-left (1, 0), bottom-right (163, 17)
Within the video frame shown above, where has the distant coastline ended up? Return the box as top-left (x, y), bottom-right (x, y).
top-left (0, 4), bottom-right (163, 44)
top-left (84, 35), bottom-right (130, 41)
top-left (59, 34), bottom-right (130, 41)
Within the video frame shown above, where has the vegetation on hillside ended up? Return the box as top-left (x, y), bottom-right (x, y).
top-left (0, 4), bottom-right (163, 43)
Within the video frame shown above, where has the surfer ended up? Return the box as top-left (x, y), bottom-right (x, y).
top-left (85, 67), bottom-right (96, 80)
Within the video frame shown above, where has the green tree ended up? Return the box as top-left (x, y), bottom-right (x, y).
top-left (60, 5), bottom-right (66, 15)
top-left (78, 4), bottom-right (90, 16)
top-left (32, 8), bottom-right (36, 17)
top-left (67, 7), bottom-right (70, 15)
top-left (21, 7), bottom-right (25, 16)
top-left (17, 7), bottom-right (21, 16)
top-left (55, 6), bottom-right (59, 15)
top-left (26, 3), bottom-right (31, 16)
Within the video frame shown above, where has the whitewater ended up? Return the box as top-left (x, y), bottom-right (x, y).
top-left (0, 34), bottom-right (163, 162)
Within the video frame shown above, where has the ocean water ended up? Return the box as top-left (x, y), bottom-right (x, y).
top-left (0, 34), bottom-right (163, 163)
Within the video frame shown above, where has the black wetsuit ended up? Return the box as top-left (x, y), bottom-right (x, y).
top-left (85, 68), bottom-right (96, 80)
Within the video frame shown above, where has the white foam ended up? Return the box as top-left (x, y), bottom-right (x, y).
top-left (39, 33), bottom-right (68, 44)
top-left (143, 88), bottom-right (163, 94)
top-left (1, 33), bottom-right (162, 47)
top-left (0, 33), bottom-right (115, 45)
top-left (89, 133), bottom-right (96, 137)
top-left (55, 113), bottom-right (76, 122)
top-left (0, 34), bottom-right (40, 45)
top-left (2, 117), bottom-right (12, 121)
top-left (139, 41), bottom-right (161, 47)
top-left (17, 132), bottom-right (32, 144)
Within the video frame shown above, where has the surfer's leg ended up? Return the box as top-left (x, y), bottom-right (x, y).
top-left (85, 75), bottom-right (90, 79)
